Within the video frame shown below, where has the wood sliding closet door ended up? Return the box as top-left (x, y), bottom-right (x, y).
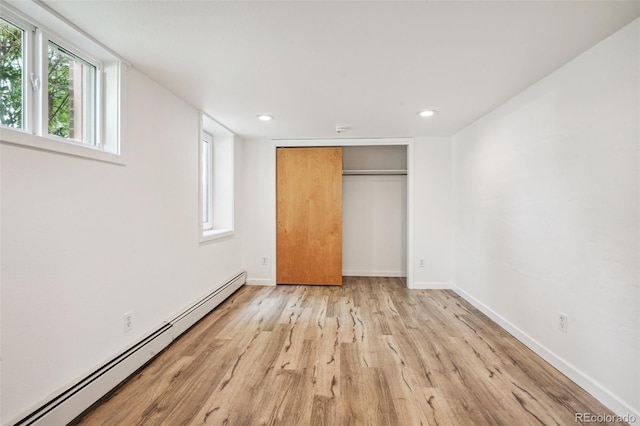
top-left (276, 147), bottom-right (343, 285)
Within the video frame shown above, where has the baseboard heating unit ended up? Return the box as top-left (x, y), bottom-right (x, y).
top-left (12, 271), bottom-right (247, 426)
top-left (168, 271), bottom-right (247, 339)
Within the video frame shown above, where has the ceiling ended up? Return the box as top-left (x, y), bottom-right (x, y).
top-left (40, 1), bottom-right (640, 140)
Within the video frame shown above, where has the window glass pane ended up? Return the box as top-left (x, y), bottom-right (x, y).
top-left (0, 18), bottom-right (24, 129)
top-left (202, 139), bottom-right (211, 226)
top-left (48, 41), bottom-right (96, 144)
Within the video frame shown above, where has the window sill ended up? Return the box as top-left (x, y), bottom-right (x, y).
top-left (0, 127), bottom-right (125, 165)
top-left (201, 229), bottom-right (234, 243)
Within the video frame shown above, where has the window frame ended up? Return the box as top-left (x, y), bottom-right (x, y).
top-left (201, 132), bottom-right (214, 232)
top-left (199, 113), bottom-right (235, 243)
top-left (41, 32), bottom-right (101, 147)
top-left (0, 2), bottom-right (124, 165)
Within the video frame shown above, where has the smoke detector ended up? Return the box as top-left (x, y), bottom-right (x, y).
top-left (335, 126), bottom-right (349, 134)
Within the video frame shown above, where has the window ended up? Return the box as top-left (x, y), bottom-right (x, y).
top-left (47, 41), bottom-right (97, 144)
top-left (0, 3), bottom-right (122, 163)
top-left (200, 114), bottom-right (234, 242)
top-left (0, 17), bottom-right (24, 129)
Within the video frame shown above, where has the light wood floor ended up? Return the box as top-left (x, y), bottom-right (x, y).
top-left (73, 277), bottom-right (625, 425)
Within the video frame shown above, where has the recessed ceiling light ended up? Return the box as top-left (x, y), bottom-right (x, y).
top-left (417, 110), bottom-right (437, 118)
top-left (257, 114), bottom-right (274, 121)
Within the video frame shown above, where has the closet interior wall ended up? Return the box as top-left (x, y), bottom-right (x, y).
top-left (342, 146), bottom-right (408, 278)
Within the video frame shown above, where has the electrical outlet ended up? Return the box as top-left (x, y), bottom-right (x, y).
top-left (419, 259), bottom-right (425, 267)
top-left (558, 313), bottom-right (568, 333)
top-left (124, 312), bottom-right (134, 333)
top-left (261, 256), bottom-right (268, 266)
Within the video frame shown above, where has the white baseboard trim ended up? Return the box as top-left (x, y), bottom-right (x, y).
top-left (342, 270), bottom-right (406, 277)
top-left (246, 278), bottom-right (276, 286)
top-left (451, 284), bottom-right (640, 421)
top-left (10, 272), bottom-right (247, 426)
top-left (409, 281), bottom-right (452, 289)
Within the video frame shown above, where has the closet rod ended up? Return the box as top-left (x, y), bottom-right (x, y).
top-left (342, 169), bottom-right (407, 176)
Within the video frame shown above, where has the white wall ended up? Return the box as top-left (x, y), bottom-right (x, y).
top-left (412, 137), bottom-right (453, 288)
top-left (343, 175), bottom-right (407, 277)
top-left (0, 68), bottom-right (244, 423)
top-left (241, 137), bottom-right (453, 287)
top-left (240, 138), bottom-right (276, 285)
top-left (452, 19), bottom-right (639, 416)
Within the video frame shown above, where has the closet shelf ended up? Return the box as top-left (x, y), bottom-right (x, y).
top-left (342, 169), bottom-right (407, 176)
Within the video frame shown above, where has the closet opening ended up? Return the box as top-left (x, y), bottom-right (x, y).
top-left (342, 145), bottom-right (407, 279)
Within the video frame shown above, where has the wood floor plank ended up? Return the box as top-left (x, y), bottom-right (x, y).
top-left (73, 277), bottom-right (627, 426)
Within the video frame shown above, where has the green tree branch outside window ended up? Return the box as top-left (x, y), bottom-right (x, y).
top-left (1, 18), bottom-right (80, 137)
